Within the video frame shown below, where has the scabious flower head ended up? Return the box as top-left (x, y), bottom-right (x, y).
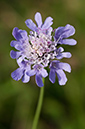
top-left (10, 12), bottom-right (77, 87)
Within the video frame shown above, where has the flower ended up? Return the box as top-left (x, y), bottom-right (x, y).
top-left (10, 12), bottom-right (77, 87)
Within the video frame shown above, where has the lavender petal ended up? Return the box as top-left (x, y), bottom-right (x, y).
top-left (25, 19), bottom-right (37, 31)
top-left (56, 69), bottom-right (67, 85)
top-left (42, 17), bottom-right (53, 29)
top-left (57, 62), bottom-right (71, 73)
top-left (49, 69), bottom-right (56, 83)
top-left (10, 50), bottom-right (21, 59)
top-left (40, 68), bottom-right (48, 77)
top-left (22, 71), bottom-right (30, 83)
top-left (35, 12), bottom-right (42, 27)
top-left (62, 39), bottom-right (77, 45)
top-left (35, 74), bottom-right (44, 87)
top-left (56, 52), bottom-right (72, 59)
top-left (11, 68), bottom-right (23, 81)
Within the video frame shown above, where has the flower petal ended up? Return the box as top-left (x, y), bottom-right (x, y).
top-left (40, 68), bottom-right (48, 77)
top-left (17, 56), bottom-right (25, 66)
top-left (57, 62), bottom-right (71, 73)
top-left (54, 24), bottom-right (75, 41)
top-left (57, 47), bottom-right (64, 52)
top-left (35, 74), bottom-right (44, 87)
top-left (56, 52), bottom-right (72, 59)
top-left (22, 71), bottom-right (30, 83)
top-left (10, 40), bottom-right (20, 47)
top-left (42, 17), bottom-right (53, 29)
top-left (26, 69), bottom-right (36, 76)
top-left (25, 19), bottom-right (37, 31)
top-left (56, 69), bottom-right (67, 85)
top-left (11, 68), bottom-right (23, 81)
top-left (12, 27), bottom-right (28, 41)
top-left (49, 69), bottom-right (56, 83)
top-left (62, 39), bottom-right (77, 45)
top-left (62, 24), bottom-right (75, 38)
top-left (35, 12), bottom-right (42, 27)
top-left (10, 50), bottom-right (21, 59)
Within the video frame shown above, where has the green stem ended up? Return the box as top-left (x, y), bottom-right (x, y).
top-left (32, 79), bottom-right (44, 129)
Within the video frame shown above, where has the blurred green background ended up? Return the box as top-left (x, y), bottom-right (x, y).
top-left (0, 0), bottom-right (85, 129)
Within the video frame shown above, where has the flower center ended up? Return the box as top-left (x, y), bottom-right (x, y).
top-left (24, 32), bottom-right (57, 66)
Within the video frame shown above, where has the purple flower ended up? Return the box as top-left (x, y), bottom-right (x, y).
top-left (10, 12), bottom-right (77, 87)
top-left (54, 24), bottom-right (77, 45)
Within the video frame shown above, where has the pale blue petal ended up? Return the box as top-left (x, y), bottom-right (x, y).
top-left (22, 71), bottom-right (30, 83)
top-left (35, 12), bottom-right (42, 27)
top-left (57, 62), bottom-right (71, 73)
top-left (40, 68), bottom-right (48, 77)
top-left (62, 39), bottom-right (77, 45)
top-left (56, 69), bottom-right (67, 85)
top-left (42, 17), bottom-right (53, 29)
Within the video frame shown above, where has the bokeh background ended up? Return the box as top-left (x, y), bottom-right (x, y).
top-left (0, 0), bottom-right (85, 129)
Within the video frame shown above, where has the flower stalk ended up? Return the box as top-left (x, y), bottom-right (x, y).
top-left (32, 79), bottom-right (44, 129)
